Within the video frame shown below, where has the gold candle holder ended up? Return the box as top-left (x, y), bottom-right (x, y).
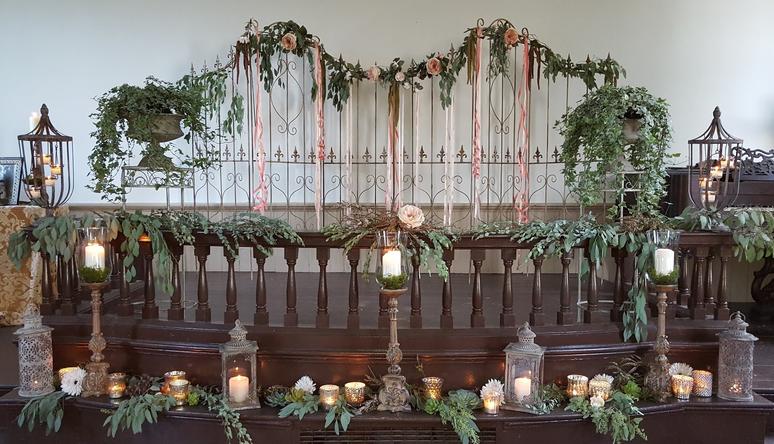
top-left (482, 393), bottom-right (502, 415)
top-left (57, 367), bottom-right (79, 381)
top-left (588, 380), bottom-right (612, 401)
top-left (566, 375), bottom-right (589, 398)
top-left (319, 384), bottom-right (340, 410)
top-left (344, 382), bottom-right (365, 406)
top-left (691, 370), bottom-right (712, 397)
top-left (162, 371), bottom-right (187, 395)
top-left (422, 377), bottom-right (444, 401)
top-left (168, 379), bottom-right (190, 406)
top-left (107, 373), bottom-right (127, 399)
top-left (672, 375), bottom-right (694, 401)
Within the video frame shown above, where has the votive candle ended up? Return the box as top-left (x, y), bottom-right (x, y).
top-left (28, 187), bottom-right (41, 199)
top-left (482, 393), bottom-right (502, 415)
top-left (40, 154), bottom-right (51, 165)
top-left (589, 380), bottom-right (612, 401)
top-left (691, 370), bottom-right (712, 397)
top-left (513, 376), bottom-right (532, 402)
top-left (162, 371), bottom-right (186, 395)
top-left (107, 373), bottom-right (127, 399)
top-left (168, 379), bottom-right (190, 406)
top-left (672, 375), bottom-right (694, 401)
top-left (50, 164), bottom-right (62, 175)
top-left (422, 377), bottom-right (444, 400)
top-left (344, 382), bottom-right (365, 406)
top-left (319, 384), bottom-right (340, 410)
top-left (44, 176), bottom-right (56, 186)
top-left (567, 375), bottom-right (589, 398)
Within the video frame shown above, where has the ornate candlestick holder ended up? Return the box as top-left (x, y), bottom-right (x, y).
top-left (377, 288), bottom-right (411, 412)
top-left (82, 281), bottom-right (110, 396)
top-left (644, 283), bottom-right (675, 401)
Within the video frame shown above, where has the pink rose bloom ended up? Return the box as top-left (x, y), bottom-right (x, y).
top-left (280, 32), bottom-right (297, 51)
top-left (426, 57), bottom-right (442, 76)
top-left (504, 27), bottom-right (519, 47)
top-left (395, 71), bottom-right (405, 82)
top-left (367, 65), bottom-right (381, 81)
top-left (398, 204), bottom-right (425, 229)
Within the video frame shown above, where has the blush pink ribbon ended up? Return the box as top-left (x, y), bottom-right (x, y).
top-left (314, 43), bottom-right (325, 229)
top-left (252, 29), bottom-right (269, 213)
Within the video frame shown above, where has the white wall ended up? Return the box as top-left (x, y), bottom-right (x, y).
top-left (1, 0), bottom-right (773, 205)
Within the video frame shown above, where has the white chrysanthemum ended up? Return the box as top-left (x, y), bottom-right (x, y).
top-left (669, 362), bottom-right (693, 376)
top-left (592, 374), bottom-right (614, 385)
top-left (60, 367), bottom-right (86, 397)
top-left (590, 395), bottom-right (605, 408)
top-left (294, 376), bottom-right (316, 394)
top-left (480, 379), bottom-right (505, 403)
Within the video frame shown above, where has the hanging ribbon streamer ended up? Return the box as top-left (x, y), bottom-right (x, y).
top-left (252, 29), bottom-right (269, 213)
top-left (471, 26), bottom-right (483, 222)
top-left (313, 43), bottom-right (326, 229)
top-left (398, 87), bottom-right (404, 210)
top-left (344, 92), bottom-right (353, 215)
top-left (413, 88), bottom-right (420, 196)
top-left (443, 100), bottom-right (455, 226)
top-left (514, 30), bottom-right (531, 223)
top-left (386, 83), bottom-right (400, 212)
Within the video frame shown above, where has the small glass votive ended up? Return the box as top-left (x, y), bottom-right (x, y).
top-left (162, 371), bottom-right (187, 395)
top-left (44, 176), bottom-right (56, 186)
top-left (319, 385), bottom-right (340, 410)
top-left (344, 382), bottom-right (365, 406)
top-left (28, 187), bottom-right (41, 199)
top-left (107, 373), bottom-right (127, 399)
top-left (691, 370), bottom-right (712, 397)
top-left (566, 375), bottom-right (589, 398)
top-left (482, 393), bottom-right (502, 415)
top-left (672, 375), bottom-right (694, 401)
top-left (57, 367), bottom-right (79, 381)
top-left (588, 380), bottom-right (612, 401)
top-left (40, 154), bottom-right (51, 165)
top-left (422, 377), bottom-right (444, 401)
top-left (168, 379), bottom-right (190, 406)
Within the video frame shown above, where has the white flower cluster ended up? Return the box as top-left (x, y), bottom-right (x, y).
top-left (60, 367), bottom-right (87, 397)
top-left (590, 395), bottom-right (605, 409)
top-left (668, 362), bottom-right (694, 377)
top-left (294, 375), bottom-right (316, 394)
top-left (591, 373), bottom-right (614, 385)
top-left (480, 379), bottom-right (505, 405)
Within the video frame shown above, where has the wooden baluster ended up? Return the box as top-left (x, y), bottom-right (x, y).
top-left (557, 251), bottom-right (575, 325)
top-left (678, 248), bottom-right (691, 306)
top-left (40, 252), bottom-right (53, 315)
top-left (410, 254), bottom-right (422, 328)
top-left (316, 247), bottom-right (330, 328)
top-left (59, 255), bottom-right (75, 315)
top-left (141, 239), bottom-right (158, 319)
top-left (530, 256), bottom-right (545, 326)
top-left (167, 244), bottom-right (184, 321)
top-left (224, 254), bottom-right (239, 324)
top-left (347, 249), bottom-right (360, 329)
top-left (440, 249), bottom-right (455, 329)
top-left (691, 246), bottom-right (708, 320)
top-left (716, 246), bottom-right (731, 320)
top-left (194, 244), bottom-right (211, 322)
top-left (584, 248), bottom-right (605, 323)
top-left (253, 248), bottom-right (268, 326)
top-left (284, 247), bottom-right (298, 327)
top-left (500, 249), bottom-right (516, 327)
top-left (610, 248), bottom-right (625, 322)
top-left (704, 252), bottom-right (716, 313)
top-left (116, 249), bottom-right (132, 316)
top-left (470, 249), bottom-right (485, 328)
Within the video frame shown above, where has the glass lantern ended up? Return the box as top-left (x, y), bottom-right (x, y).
top-left (14, 304), bottom-right (54, 397)
top-left (77, 225), bottom-right (113, 285)
top-left (646, 229), bottom-right (680, 286)
top-left (503, 322), bottom-right (544, 411)
top-left (220, 320), bottom-right (260, 410)
top-left (376, 231), bottom-right (409, 290)
top-left (718, 312), bottom-right (758, 401)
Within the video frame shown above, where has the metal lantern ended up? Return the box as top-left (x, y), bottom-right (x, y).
top-left (220, 320), bottom-right (260, 410)
top-left (717, 312), bottom-right (758, 401)
top-left (14, 304), bottom-right (54, 397)
top-left (376, 230), bottom-right (409, 290)
top-left (503, 322), bottom-right (544, 411)
top-left (687, 107), bottom-right (742, 211)
top-left (17, 104), bottom-right (73, 213)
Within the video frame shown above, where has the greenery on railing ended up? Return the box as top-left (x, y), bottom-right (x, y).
top-left (423, 390), bottom-right (482, 444)
top-left (103, 393), bottom-right (177, 437)
top-left (16, 391), bottom-right (67, 436)
top-left (566, 392), bottom-right (646, 444)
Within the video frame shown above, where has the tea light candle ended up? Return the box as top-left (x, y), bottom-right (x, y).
top-left (654, 248), bottom-right (675, 275)
top-left (168, 379), bottom-right (190, 406)
top-left (513, 377), bottom-right (532, 402)
top-left (589, 380), bottom-right (612, 401)
top-left (567, 375), bottom-right (589, 398)
top-left (162, 371), bottom-right (186, 395)
top-left (482, 393), bottom-right (502, 415)
top-left (28, 187), bottom-right (41, 199)
top-left (57, 367), bottom-right (78, 381)
top-left (44, 175), bottom-right (56, 186)
top-left (107, 373), bottom-right (127, 399)
top-left (84, 243), bottom-right (106, 269)
top-left (691, 370), bottom-right (712, 397)
top-left (344, 382), bottom-right (365, 406)
top-left (50, 164), bottom-right (62, 175)
top-left (228, 375), bottom-right (250, 403)
top-left (382, 249), bottom-right (402, 277)
top-left (422, 377), bottom-right (444, 400)
top-left (319, 384), bottom-right (340, 410)
top-left (729, 380), bottom-right (743, 394)
top-left (672, 375), bottom-right (694, 401)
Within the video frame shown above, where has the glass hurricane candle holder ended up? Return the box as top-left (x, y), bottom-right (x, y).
top-left (344, 382), bottom-right (365, 406)
top-left (220, 320), bottom-right (260, 410)
top-left (672, 375), bottom-right (694, 401)
top-left (692, 370), bottom-right (713, 397)
top-left (78, 226), bottom-right (112, 285)
top-left (162, 371), bottom-right (186, 395)
top-left (567, 375), bottom-right (589, 398)
top-left (376, 231), bottom-right (408, 290)
top-left (503, 323), bottom-right (544, 411)
top-left (646, 230), bottom-right (680, 286)
top-left (107, 373), bottom-right (127, 399)
top-left (718, 312), bottom-right (758, 401)
top-left (169, 379), bottom-right (190, 406)
top-left (422, 377), bottom-right (444, 401)
top-left (589, 380), bottom-right (612, 401)
top-left (319, 385), bottom-right (340, 410)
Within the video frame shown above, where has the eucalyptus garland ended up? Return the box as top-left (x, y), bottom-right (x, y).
top-left (565, 392), bottom-right (646, 444)
top-left (16, 391), bottom-right (67, 436)
top-left (423, 390), bottom-right (482, 444)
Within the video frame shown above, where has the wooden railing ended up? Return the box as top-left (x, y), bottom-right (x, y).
top-left (38, 232), bottom-right (735, 327)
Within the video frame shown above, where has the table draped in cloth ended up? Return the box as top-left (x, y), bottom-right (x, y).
top-left (0, 206), bottom-right (49, 326)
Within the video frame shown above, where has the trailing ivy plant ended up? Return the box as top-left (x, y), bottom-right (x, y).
top-left (189, 386), bottom-right (254, 444)
top-left (566, 391), bottom-right (646, 444)
top-left (16, 391), bottom-right (67, 436)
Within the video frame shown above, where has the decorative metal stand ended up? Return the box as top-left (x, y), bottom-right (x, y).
top-left (82, 282), bottom-right (110, 397)
top-left (377, 288), bottom-right (411, 413)
top-left (645, 284), bottom-right (676, 401)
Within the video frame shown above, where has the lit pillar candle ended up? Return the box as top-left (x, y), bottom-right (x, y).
top-left (50, 164), bottom-right (62, 175)
top-left (382, 249), bottom-right (402, 277)
top-left (228, 375), bottom-right (250, 403)
top-left (319, 384), bottom-right (340, 409)
top-left (654, 248), bottom-right (674, 275)
top-left (514, 377), bottom-right (531, 402)
top-left (29, 112), bottom-right (40, 131)
top-left (84, 243), bottom-right (105, 269)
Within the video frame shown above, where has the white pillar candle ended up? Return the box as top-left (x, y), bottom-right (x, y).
top-left (654, 248), bottom-right (674, 275)
top-left (84, 243), bottom-right (105, 269)
top-left (29, 112), bottom-right (40, 131)
top-left (382, 249), bottom-right (402, 277)
top-left (228, 375), bottom-right (250, 403)
top-left (513, 377), bottom-right (531, 402)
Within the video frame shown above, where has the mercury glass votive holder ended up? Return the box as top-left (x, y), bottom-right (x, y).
top-left (168, 379), bottom-right (190, 406)
top-left (107, 373), bottom-right (127, 399)
top-left (162, 371), bottom-right (186, 395)
top-left (482, 393), bottom-right (502, 415)
top-left (692, 370), bottom-right (713, 397)
top-left (588, 380), bottom-right (612, 401)
top-left (566, 375), bottom-right (589, 398)
top-left (672, 375), bottom-right (694, 401)
top-left (344, 382), bottom-right (365, 406)
top-left (422, 377), bottom-right (444, 401)
top-left (319, 385), bottom-right (340, 410)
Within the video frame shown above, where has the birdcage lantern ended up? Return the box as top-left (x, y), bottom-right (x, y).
top-left (17, 104), bottom-right (73, 213)
top-left (687, 107), bottom-right (742, 211)
top-left (14, 304), bottom-right (54, 397)
top-left (717, 312), bottom-right (758, 401)
top-left (503, 323), bottom-right (544, 411)
top-left (220, 320), bottom-right (260, 410)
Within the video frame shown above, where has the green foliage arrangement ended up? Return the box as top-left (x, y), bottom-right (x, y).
top-left (8, 214), bottom-right (82, 268)
top-left (557, 85), bottom-right (674, 218)
top-left (565, 392), bottom-right (646, 444)
top-left (278, 387), bottom-right (320, 420)
top-left (423, 390), bottom-right (482, 444)
top-left (102, 394), bottom-right (177, 437)
top-left (16, 391), bottom-right (67, 436)
top-left (522, 384), bottom-right (567, 415)
top-left (78, 266), bottom-right (110, 284)
top-left (378, 273), bottom-right (408, 290)
top-left (189, 387), bottom-right (254, 444)
top-left (324, 396), bottom-right (354, 436)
